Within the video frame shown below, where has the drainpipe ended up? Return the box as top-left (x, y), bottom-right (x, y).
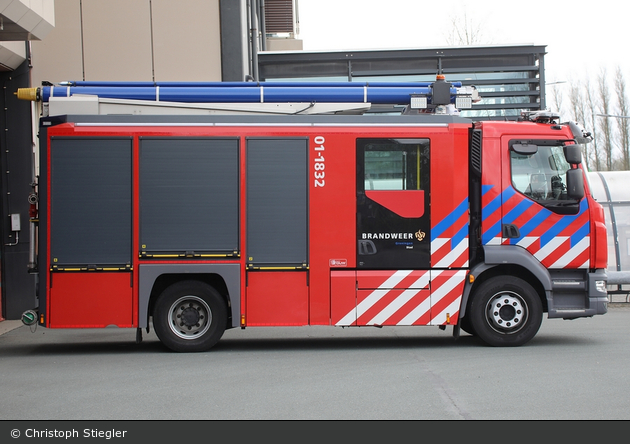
top-left (259, 0), bottom-right (267, 51)
top-left (249, 0), bottom-right (259, 81)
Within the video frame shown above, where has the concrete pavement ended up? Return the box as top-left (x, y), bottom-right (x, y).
top-left (0, 319), bottom-right (21, 335)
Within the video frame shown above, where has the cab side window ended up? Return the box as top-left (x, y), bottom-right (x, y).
top-left (511, 145), bottom-right (572, 203)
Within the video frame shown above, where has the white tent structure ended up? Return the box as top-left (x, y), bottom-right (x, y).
top-left (588, 171), bottom-right (630, 302)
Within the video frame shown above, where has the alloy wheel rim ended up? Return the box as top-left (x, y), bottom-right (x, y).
top-left (168, 295), bottom-right (212, 340)
top-left (485, 291), bottom-right (528, 334)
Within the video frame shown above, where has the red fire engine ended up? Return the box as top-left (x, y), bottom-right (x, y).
top-left (17, 77), bottom-right (608, 351)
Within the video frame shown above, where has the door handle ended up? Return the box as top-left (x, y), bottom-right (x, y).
top-left (502, 224), bottom-right (521, 239)
top-left (358, 240), bottom-right (377, 255)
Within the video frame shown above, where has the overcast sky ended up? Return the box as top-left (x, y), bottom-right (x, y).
top-left (296, 0), bottom-right (626, 88)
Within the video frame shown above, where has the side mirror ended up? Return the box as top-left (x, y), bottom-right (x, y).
top-left (564, 145), bottom-right (582, 165)
top-left (566, 168), bottom-right (584, 200)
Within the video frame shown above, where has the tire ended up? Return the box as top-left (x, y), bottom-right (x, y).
top-left (468, 276), bottom-right (543, 347)
top-left (153, 280), bottom-right (227, 352)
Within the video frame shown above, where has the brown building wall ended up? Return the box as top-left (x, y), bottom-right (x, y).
top-left (30, 0), bottom-right (222, 85)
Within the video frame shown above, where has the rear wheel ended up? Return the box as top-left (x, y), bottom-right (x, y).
top-left (468, 276), bottom-right (542, 347)
top-left (153, 280), bottom-right (227, 352)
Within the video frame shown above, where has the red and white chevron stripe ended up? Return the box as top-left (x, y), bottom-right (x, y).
top-left (334, 270), bottom-right (467, 326)
top-left (431, 237), bottom-right (469, 268)
top-left (515, 236), bottom-right (590, 269)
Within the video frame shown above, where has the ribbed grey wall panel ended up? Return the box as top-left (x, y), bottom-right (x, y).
top-left (50, 138), bottom-right (132, 266)
top-left (140, 138), bottom-right (239, 254)
top-left (246, 138), bottom-right (308, 266)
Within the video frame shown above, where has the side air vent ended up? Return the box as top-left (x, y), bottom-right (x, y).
top-left (470, 129), bottom-right (482, 177)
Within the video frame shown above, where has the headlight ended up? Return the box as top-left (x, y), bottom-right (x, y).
top-left (595, 280), bottom-right (607, 293)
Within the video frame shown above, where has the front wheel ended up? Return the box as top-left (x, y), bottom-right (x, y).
top-left (468, 276), bottom-right (543, 347)
top-left (153, 280), bottom-right (227, 352)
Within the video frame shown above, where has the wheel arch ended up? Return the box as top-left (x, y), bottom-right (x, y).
top-left (461, 245), bottom-right (551, 319)
top-left (138, 264), bottom-right (241, 329)
top-left (148, 274), bottom-right (231, 324)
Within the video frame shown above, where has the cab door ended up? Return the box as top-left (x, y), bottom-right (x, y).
top-left (502, 139), bottom-right (589, 269)
top-left (356, 138), bottom-right (431, 269)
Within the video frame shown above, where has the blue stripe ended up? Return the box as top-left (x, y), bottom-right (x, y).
top-left (483, 221), bottom-right (502, 244)
top-left (540, 199), bottom-right (588, 247)
top-left (481, 187), bottom-right (516, 244)
top-left (504, 199), bottom-right (533, 224)
top-left (503, 199), bottom-right (534, 245)
top-left (432, 198), bottom-right (468, 241)
top-left (482, 184), bottom-right (494, 196)
top-left (517, 207), bottom-right (552, 238)
top-left (483, 187), bottom-right (516, 222)
top-left (482, 193), bottom-right (502, 220)
top-left (501, 186), bottom-right (517, 202)
top-left (571, 221), bottom-right (590, 247)
top-left (452, 222), bottom-right (469, 247)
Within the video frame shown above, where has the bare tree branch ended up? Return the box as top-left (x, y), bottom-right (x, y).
top-left (584, 76), bottom-right (604, 171)
top-left (568, 78), bottom-right (592, 170)
top-left (445, 10), bottom-right (488, 45)
top-left (614, 66), bottom-right (630, 170)
top-left (597, 68), bottom-right (614, 170)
